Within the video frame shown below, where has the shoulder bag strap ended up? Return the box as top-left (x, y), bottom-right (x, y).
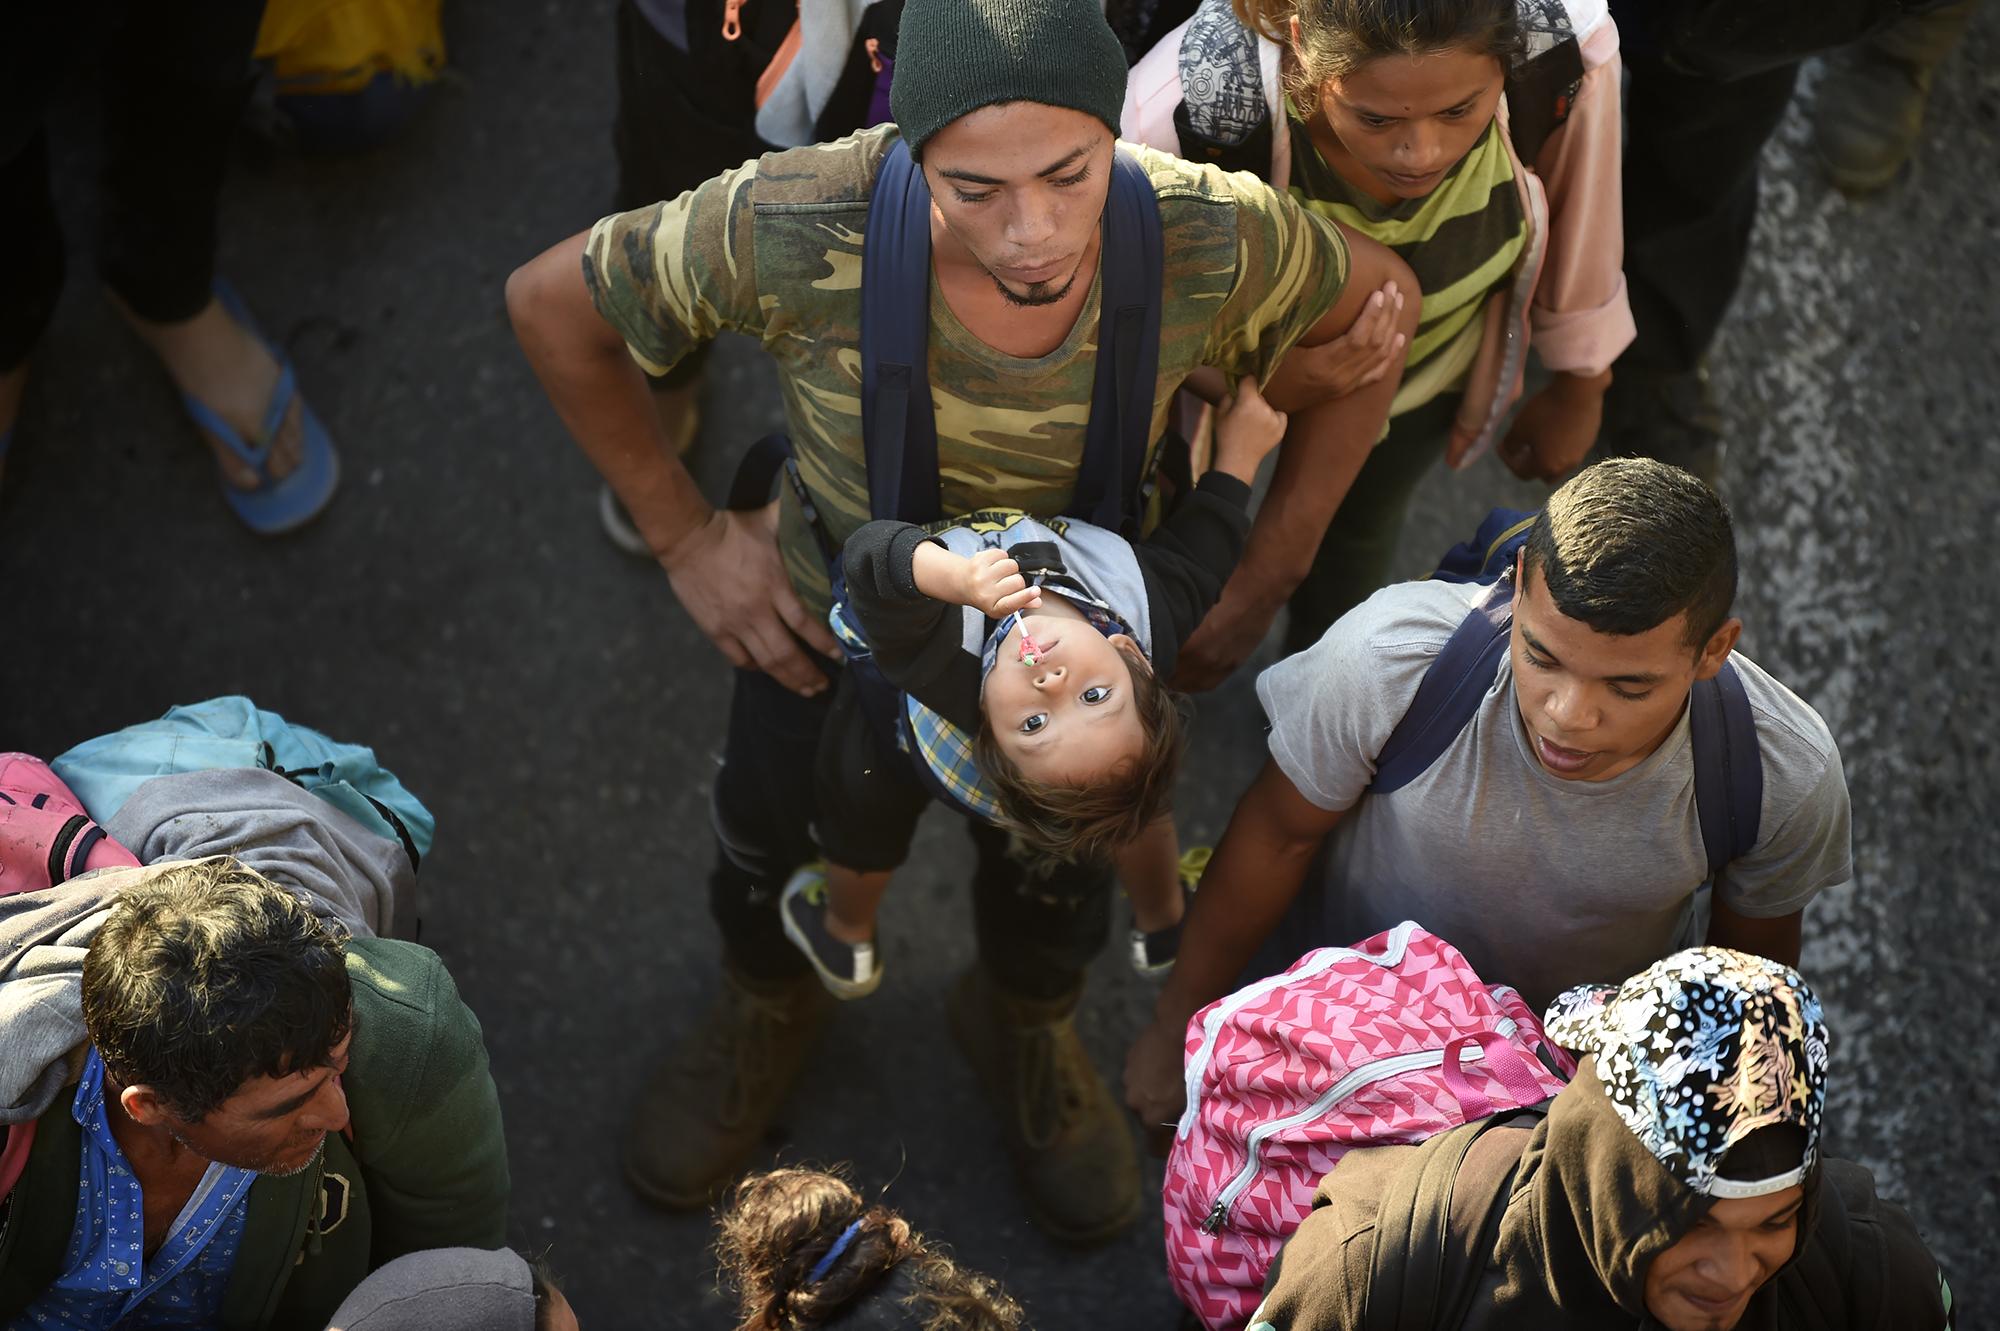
top-left (860, 138), bottom-right (941, 524)
top-left (1370, 576), bottom-right (1515, 795)
top-left (1688, 660), bottom-right (1764, 882)
top-left (1070, 146), bottom-right (1165, 537)
top-left (1360, 1112), bottom-right (1538, 1331)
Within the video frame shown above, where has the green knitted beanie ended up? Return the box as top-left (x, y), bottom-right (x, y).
top-left (889, 0), bottom-right (1130, 155)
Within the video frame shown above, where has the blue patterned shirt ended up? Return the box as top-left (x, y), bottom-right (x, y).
top-left (5, 1049), bottom-right (254, 1331)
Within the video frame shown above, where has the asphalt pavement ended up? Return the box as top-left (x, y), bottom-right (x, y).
top-left (6, 5), bottom-right (1996, 1325)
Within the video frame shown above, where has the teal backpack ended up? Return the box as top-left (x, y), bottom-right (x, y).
top-left (51, 696), bottom-right (433, 872)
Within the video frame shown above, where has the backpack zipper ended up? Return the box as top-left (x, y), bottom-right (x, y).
top-left (721, 0), bottom-right (746, 40)
top-left (1199, 1016), bottom-right (1521, 1235)
top-left (1176, 921), bottom-right (1422, 1140)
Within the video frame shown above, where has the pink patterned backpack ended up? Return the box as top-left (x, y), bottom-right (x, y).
top-left (1162, 921), bottom-right (1576, 1331)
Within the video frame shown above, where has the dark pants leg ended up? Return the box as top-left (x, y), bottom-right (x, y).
top-left (0, 5), bottom-right (74, 373)
top-left (610, 0), bottom-right (780, 391)
top-left (708, 660), bottom-right (838, 982)
top-left (1616, 48), bottom-right (1804, 374)
top-left (967, 822), bottom-right (1113, 1002)
top-left (709, 658), bottom-right (1114, 995)
top-left (1283, 394), bottom-right (1461, 656)
top-left (94, 0), bottom-right (267, 324)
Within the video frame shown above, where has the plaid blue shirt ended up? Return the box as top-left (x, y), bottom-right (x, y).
top-left (5, 1049), bottom-right (253, 1331)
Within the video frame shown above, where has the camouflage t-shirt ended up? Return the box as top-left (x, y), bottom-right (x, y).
top-left (584, 124), bottom-right (1349, 615)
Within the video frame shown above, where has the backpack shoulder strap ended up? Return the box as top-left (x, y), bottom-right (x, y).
top-left (1688, 660), bottom-right (1764, 881)
top-left (861, 138), bottom-right (940, 525)
top-left (1502, 0), bottom-right (1587, 164)
top-left (1370, 577), bottom-right (1515, 795)
top-left (1360, 1109), bottom-right (1541, 1331)
top-left (1070, 147), bottom-right (1164, 536)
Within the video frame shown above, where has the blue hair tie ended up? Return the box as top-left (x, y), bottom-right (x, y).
top-left (808, 1218), bottom-right (866, 1285)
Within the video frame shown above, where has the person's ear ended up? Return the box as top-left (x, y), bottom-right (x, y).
top-left (1691, 617), bottom-right (1743, 681)
top-left (1511, 549), bottom-right (1528, 610)
top-left (120, 1084), bottom-right (173, 1128)
top-left (1111, 634), bottom-right (1151, 673)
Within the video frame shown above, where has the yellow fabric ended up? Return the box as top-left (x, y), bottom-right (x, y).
top-left (255, 0), bottom-right (445, 94)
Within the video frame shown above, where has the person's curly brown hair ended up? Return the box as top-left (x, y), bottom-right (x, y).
top-left (974, 641), bottom-right (1190, 874)
top-left (715, 1167), bottom-right (1024, 1331)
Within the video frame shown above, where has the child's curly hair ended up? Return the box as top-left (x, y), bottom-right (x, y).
top-left (715, 1167), bottom-right (1025, 1331)
top-left (974, 642), bottom-right (1190, 874)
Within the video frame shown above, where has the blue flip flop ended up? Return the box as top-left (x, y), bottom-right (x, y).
top-left (181, 282), bottom-right (340, 535)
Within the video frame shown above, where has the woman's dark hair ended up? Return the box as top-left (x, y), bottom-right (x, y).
top-left (80, 858), bottom-right (352, 1123)
top-left (1235, 0), bottom-right (1524, 104)
top-left (528, 1251), bottom-right (566, 1331)
top-left (715, 1167), bottom-right (1024, 1331)
top-left (1524, 457), bottom-right (1739, 649)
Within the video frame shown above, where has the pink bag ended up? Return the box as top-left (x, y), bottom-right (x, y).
top-left (0, 752), bottom-right (139, 898)
top-left (0, 754), bottom-right (139, 1205)
top-left (1162, 921), bottom-right (1576, 1331)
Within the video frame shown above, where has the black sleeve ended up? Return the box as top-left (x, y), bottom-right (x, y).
top-left (1135, 471), bottom-right (1254, 680)
top-left (840, 520), bottom-right (984, 730)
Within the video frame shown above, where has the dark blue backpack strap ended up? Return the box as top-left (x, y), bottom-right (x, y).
top-left (1370, 576), bottom-right (1516, 795)
top-left (861, 139), bottom-right (940, 525)
top-left (1689, 661), bottom-right (1764, 881)
top-left (1429, 508), bottom-right (1538, 584)
top-left (1069, 147), bottom-right (1164, 537)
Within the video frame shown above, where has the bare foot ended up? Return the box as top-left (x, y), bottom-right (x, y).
top-left (116, 293), bottom-right (307, 489)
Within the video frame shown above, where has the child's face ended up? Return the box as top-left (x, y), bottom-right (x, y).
top-left (982, 601), bottom-right (1148, 786)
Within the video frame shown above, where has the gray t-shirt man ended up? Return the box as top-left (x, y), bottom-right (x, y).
top-left (1257, 578), bottom-right (1853, 1009)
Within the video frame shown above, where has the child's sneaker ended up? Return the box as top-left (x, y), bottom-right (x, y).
top-left (1128, 847), bottom-right (1208, 979)
top-left (780, 865), bottom-right (882, 999)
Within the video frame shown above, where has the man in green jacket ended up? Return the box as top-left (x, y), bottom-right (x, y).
top-left (0, 859), bottom-right (509, 1330)
top-left (1250, 949), bottom-right (1955, 1331)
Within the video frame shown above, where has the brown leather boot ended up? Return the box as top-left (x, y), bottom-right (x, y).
top-left (947, 964), bottom-right (1141, 1245)
top-left (623, 962), bottom-right (832, 1209)
top-left (1813, 0), bottom-right (1978, 193)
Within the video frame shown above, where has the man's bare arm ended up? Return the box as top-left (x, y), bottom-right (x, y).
top-left (1174, 231), bottom-right (1420, 690)
top-left (1126, 760), bottom-right (1347, 1130)
top-left (506, 230), bottom-right (839, 695)
top-left (1707, 901), bottom-right (1804, 968)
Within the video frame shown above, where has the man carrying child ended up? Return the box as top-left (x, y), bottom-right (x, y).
top-left (507, 0), bottom-right (1420, 1241)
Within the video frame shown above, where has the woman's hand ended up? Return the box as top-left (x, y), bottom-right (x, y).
top-left (1263, 280), bottom-right (1407, 411)
top-left (1497, 368), bottom-right (1612, 483)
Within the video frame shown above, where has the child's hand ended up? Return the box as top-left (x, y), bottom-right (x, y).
top-left (1211, 375), bottom-right (1289, 484)
top-left (958, 548), bottom-right (1042, 619)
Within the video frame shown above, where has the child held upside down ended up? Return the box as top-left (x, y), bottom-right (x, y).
top-left (779, 378), bottom-right (1290, 997)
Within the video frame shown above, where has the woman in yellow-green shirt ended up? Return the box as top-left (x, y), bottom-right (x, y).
top-left (1125, 0), bottom-right (1633, 656)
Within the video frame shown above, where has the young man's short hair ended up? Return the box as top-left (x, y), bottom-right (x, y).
top-left (81, 858), bottom-right (353, 1122)
top-left (1525, 458), bottom-right (1738, 649)
top-left (975, 642), bottom-right (1189, 872)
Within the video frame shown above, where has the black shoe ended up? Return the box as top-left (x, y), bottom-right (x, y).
top-left (779, 865), bottom-right (882, 999)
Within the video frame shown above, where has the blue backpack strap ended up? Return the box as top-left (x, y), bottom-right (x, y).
top-left (861, 139), bottom-right (940, 525)
top-left (1069, 147), bottom-right (1165, 537)
top-left (1429, 508), bottom-right (1538, 585)
top-left (1369, 509), bottom-right (1537, 794)
top-left (1370, 576), bottom-right (1516, 795)
top-left (1688, 661), bottom-right (1764, 881)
